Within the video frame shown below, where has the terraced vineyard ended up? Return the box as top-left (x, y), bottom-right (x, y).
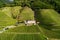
top-left (0, 9), bottom-right (16, 30)
top-left (0, 33), bottom-right (46, 40)
top-left (0, 4), bottom-right (60, 40)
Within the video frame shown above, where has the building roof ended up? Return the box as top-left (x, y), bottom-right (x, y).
top-left (27, 21), bottom-right (36, 23)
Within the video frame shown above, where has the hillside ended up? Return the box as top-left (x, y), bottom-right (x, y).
top-left (0, 0), bottom-right (60, 40)
top-left (37, 9), bottom-right (60, 40)
top-left (0, 8), bottom-right (16, 30)
top-left (0, 6), bottom-right (47, 40)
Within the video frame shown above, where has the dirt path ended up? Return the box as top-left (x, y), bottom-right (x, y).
top-left (0, 25), bottom-right (16, 33)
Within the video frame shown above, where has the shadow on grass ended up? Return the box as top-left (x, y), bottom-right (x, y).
top-left (33, 9), bottom-right (54, 30)
top-left (33, 9), bottom-right (60, 39)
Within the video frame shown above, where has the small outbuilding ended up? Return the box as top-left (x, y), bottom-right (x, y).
top-left (24, 20), bottom-right (36, 26)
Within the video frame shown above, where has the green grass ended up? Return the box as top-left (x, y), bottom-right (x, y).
top-left (36, 9), bottom-right (60, 39)
top-left (0, 25), bottom-right (47, 40)
top-left (0, 6), bottom-right (34, 27)
top-left (5, 25), bottom-right (40, 33)
top-left (0, 33), bottom-right (15, 40)
top-left (0, 7), bottom-right (16, 30)
top-left (0, 33), bottom-right (46, 40)
top-left (39, 9), bottom-right (60, 28)
top-left (2, 6), bottom-right (34, 22)
top-left (11, 6), bottom-right (22, 17)
top-left (18, 6), bottom-right (34, 21)
top-left (39, 26), bottom-right (60, 39)
top-left (14, 34), bottom-right (46, 40)
top-left (2, 7), bottom-right (12, 17)
top-left (1, 6), bottom-right (60, 40)
top-left (0, 10), bottom-right (16, 26)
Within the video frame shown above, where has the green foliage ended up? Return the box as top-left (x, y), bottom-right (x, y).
top-left (0, 0), bottom-right (60, 13)
top-left (30, 1), bottom-right (54, 9)
top-left (18, 6), bottom-right (34, 21)
top-left (11, 6), bottom-right (22, 19)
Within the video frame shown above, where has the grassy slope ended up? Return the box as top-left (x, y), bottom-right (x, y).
top-left (19, 6), bottom-right (34, 21)
top-left (4, 25), bottom-right (40, 33)
top-left (0, 10), bottom-right (16, 29)
top-left (0, 33), bottom-right (46, 40)
top-left (0, 25), bottom-right (46, 40)
top-left (40, 9), bottom-right (60, 28)
top-left (14, 34), bottom-right (46, 40)
top-left (0, 6), bottom-right (46, 40)
top-left (37, 9), bottom-right (60, 39)
top-left (0, 33), bottom-right (14, 40)
top-left (11, 6), bottom-right (22, 17)
top-left (2, 7), bottom-right (12, 17)
top-left (0, 6), bottom-right (22, 29)
top-left (0, 6), bottom-right (60, 40)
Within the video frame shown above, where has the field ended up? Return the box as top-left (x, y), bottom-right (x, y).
top-left (0, 25), bottom-right (47, 40)
top-left (0, 33), bottom-right (46, 40)
top-left (5, 25), bottom-right (40, 33)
